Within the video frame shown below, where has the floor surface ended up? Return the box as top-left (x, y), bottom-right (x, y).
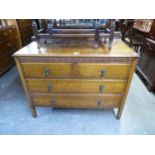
top-left (0, 66), bottom-right (155, 135)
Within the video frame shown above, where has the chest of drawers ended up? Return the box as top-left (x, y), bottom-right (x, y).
top-left (0, 26), bottom-right (19, 75)
top-left (137, 38), bottom-right (155, 91)
top-left (16, 19), bottom-right (33, 46)
top-left (13, 40), bottom-right (138, 119)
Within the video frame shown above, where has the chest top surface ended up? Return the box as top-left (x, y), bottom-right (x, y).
top-left (13, 39), bottom-right (138, 58)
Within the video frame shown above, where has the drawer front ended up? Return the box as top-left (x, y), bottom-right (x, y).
top-left (22, 25), bottom-right (33, 35)
top-left (27, 79), bottom-right (127, 94)
top-left (0, 51), bottom-right (15, 74)
top-left (22, 63), bottom-right (130, 79)
top-left (18, 19), bottom-right (32, 26)
top-left (22, 63), bottom-right (74, 78)
top-left (32, 94), bottom-right (122, 108)
top-left (0, 38), bottom-right (18, 56)
top-left (23, 35), bottom-right (32, 45)
top-left (77, 63), bottom-right (131, 79)
top-left (0, 27), bottom-right (16, 40)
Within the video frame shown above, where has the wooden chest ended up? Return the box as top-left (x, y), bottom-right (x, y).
top-left (16, 19), bottom-right (33, 46)
top-left (13, 40), bottom-right (138, 119)
top-left (137, 38), bottom-right (155, 91)
top-left (0, 26), bottom-right (19, 75)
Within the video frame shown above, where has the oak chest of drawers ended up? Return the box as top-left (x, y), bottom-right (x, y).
top-left (13, 40), bottom-right (138, 119)
top-left (0, 26), bottom-right (19, 75)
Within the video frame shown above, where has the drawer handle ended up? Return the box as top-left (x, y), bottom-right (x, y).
top-left (101, 69), bottom-right (106, 77)
top-left (99, 85), bottom-right (104, 92)
top-left (7, 43), bottom-right (11, 47)
top-left (97, 99), bottom-right (102, 106)
top-left (48, 83), bottom-right (52, 92)
top-left (3, 32), bottom-right (8, 36)
top-left (50, 97), bottom-right (55, 107)
top-left (44, 68), bottom-right (50, 77)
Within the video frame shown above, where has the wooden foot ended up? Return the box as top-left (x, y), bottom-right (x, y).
top-left (31, 106), bottom-right (37, 118)
top-left (113, 108), bottom-right (121, 120)
top-left (112, 108), bottom-right (119, 120)
top-left (146, 82), bottom-right (154, 92)
top-left (116, 108), bottom-right (122, 120)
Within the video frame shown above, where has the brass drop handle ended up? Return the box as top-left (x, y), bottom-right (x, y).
top-left (50, 97), bottom-right (55, 107)
top-left (44, 68), bottom-right (49, 77)
top-left (7, 42), bottom-right (11, 47)
top-left (48, 83), bottom-right (52, 92)
top-left (101, 69), bottom-right (106, 77)
top-left (3, 32), bottom-right (8, 36)
top-left (99, 85), bottom-right (104, 92)
top-left (97, 99), bottom-right (101, 106)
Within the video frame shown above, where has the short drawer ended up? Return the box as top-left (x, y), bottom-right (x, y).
top-left (27, 79), bottom-right (127, 94)
top-left (22, 63), bottom-right (74, 78)
top-left (77, 63), bottom-right (131, 79)
top-left (32, 94), bottom-right (122, 108)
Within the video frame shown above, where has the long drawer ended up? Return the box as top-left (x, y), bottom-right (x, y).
top-left (27, 79), bottom-right (127, 94)
top-left (22, 63), bottom-right (130, 79)
top-left (32, 94), bottom-right (122, 108)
